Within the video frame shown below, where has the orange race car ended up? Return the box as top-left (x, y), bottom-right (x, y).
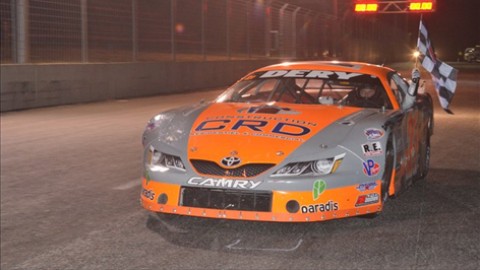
top-left (140, 61), bottom-right (434, 222)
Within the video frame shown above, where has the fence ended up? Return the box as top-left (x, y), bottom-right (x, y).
top-left (0, 0), bottom-right (409, 64)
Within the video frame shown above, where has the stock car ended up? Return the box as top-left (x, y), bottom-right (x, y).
top-left (140, 61), bottom-right (434, 222)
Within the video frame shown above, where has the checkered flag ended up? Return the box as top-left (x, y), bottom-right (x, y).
top-left (417, 19), bottom-right (458, 114)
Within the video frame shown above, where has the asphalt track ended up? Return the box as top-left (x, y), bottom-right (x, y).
top-left (1, 63), bottom-right (479, 270)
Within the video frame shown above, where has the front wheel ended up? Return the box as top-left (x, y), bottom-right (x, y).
top-left (418, 129), bottom-right (431, 180)
top-left (381, 136), bottom-right (394, 202)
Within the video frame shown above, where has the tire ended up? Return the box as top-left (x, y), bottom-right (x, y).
top-left (381, 136), bottom-right (394, 202)
top-left (418, 129), bottom-right (431, 180)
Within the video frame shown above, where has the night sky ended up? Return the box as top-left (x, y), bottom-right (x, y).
top-left (288, 0), bottom-right (480, 61)
top-left (407, 0), bottom-right (480, 60)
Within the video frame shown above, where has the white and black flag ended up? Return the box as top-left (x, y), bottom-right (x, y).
top-left (417, 19), bottom-right (458, 114)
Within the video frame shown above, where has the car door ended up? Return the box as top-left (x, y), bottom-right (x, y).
top-left (388, 73), bottom-right (424, 193)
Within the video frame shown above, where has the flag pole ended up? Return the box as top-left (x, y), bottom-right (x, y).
top-left (415, 14), bottom-right (423, 69)
top-left (415, 52), bottom-right (418, 68)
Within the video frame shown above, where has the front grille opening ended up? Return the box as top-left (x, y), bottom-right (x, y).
top-left (180, 186), bottom-right (272, 212)
top-left (190, 159), bottom-right (275, 177)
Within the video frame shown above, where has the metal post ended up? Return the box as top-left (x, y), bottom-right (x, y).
top-left (132, 0), bottom-right (137, 62)
top-left (201, 0), bottom-right (206, 61)
top-left (15, 0), bottom-right (29, 63)
top-left (292, 7), bottom-right (300, 59)
top-left (10, 0), bottom-right (17, 62)
top-left (332, 0), bottom-right (338, 58)
top-left (226, 0), bottom-right (230, 59)
top-left (302, 11), bottom-right (312, 58)
top-left (279, 4), bottom-right (288, 58)
top-left (80, 0), bottom-right (88, 62)
top-left (171, 0), bottom-right (176, 61)
top-left (264, 0), bottom-right (271, 57)
top-left (246, 0), bottom-right (251, 59)
top-left (313, 14), bottom-right (319, 58)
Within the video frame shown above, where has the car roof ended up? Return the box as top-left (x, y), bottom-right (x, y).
top-left (253, 61), bottom-right (394, 78)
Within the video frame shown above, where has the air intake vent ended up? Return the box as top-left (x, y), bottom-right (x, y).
top-left (180, 187), bottom-right (272, 212)
top-left (190, 160), bottom-right (275, 178)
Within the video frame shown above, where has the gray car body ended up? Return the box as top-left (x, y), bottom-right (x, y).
top-left (142, 102), bottom-right (429, 193)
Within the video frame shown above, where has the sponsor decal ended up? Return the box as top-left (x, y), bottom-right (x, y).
top-left (355, 193), bottom-right (380, 207)
top-left (191, 118), bottom-right (316, 141)
top-left (362, 159), bottom-right (380, 177)
top-left (361, 142), bottom-right (383, 157)
top-left (301, 200), bottom-right (339, 213)
top-left (201, 114), bottom-right (317, 127)
top-left (187, 177), bottom-right (261, 189)
top-left (259, 70), bottom-right (363, 80)
top-left (194, 119), bottom-right (310, 136)
top-left (142, 188), bottom-right (155, 200)
top-left (312, 180), bottom-right (327, 200)
top-left (364, 128), bottom-right (384, 140)
top-left (356, 181), bottom-right (378, 192)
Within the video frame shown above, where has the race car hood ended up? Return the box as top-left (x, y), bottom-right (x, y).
top-left (187, 102), bottom-right (362, 165)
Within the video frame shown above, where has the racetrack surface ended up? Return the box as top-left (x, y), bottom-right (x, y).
top-left (1, 64), bottom-right (479, 270)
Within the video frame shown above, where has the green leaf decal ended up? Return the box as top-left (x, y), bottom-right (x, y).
top-left (313, 180), bottom-right (326, 200)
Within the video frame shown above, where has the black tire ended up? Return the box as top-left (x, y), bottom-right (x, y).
top-left (381, 136), bottom-right (395, 202)
top-left (418, 129), bottom-right (431, 180)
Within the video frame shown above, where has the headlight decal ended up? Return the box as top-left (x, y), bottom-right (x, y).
top-left (273, 161), bottom-right (311, 177)
top-left (271, 153), bottom-right (345, 177)
top-left (331, 158), bottom-right (343, 173)
top-left (146, 146), bottom-right (186, 172)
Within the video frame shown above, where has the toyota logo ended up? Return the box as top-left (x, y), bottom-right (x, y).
top-left (221, 156), bottom-right (241, 167)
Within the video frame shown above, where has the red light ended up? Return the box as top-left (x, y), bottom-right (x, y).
top-left (355, 3), bottom-right (378, 12)
top-left (410, 1), bottom-right (434, 11)
top-left (355, 0), bottom-right (436, 14)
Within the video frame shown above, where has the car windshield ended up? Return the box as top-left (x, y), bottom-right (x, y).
top-left (216, 70), bottom-right (392, 109)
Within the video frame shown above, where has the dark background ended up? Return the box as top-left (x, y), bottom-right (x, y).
top-left (288, 0), bottom-right (480, 61)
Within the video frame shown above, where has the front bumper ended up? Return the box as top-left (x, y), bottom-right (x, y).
top-left (140, 178), bottom-right (383, 222)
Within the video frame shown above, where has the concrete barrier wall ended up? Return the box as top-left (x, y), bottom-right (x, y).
top-left (0, 60), bottom-right (279, 112)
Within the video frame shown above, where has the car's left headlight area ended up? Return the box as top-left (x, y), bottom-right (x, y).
top-left (271, 153), bottom-right (345, 177)
top-left (145, 146), bottom-right (186, 173)
top-left (142, 112), bottom-right (192, 147)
